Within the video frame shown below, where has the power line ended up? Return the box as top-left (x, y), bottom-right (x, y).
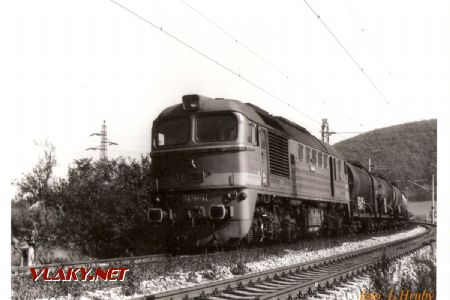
top-left (109, 150), bottom-right (149, 155)
top-left (109, 0), bottom-right (410, 147)
top-left (341, 0), bottom-right (392, 76)
top-left (181, 0), bottom-right (366, 130)
top-left (108, 0), bottom-right (321, 126)
top-left (301, 0), bottom-right (404, 122)
top-left (181, 0), bottom-right (289, 79)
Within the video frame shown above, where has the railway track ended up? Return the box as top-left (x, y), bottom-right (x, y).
top-left (12, 222), bottom-right (430, 276)
top-left (11, 250), bottom-right (240, 276)
top-left (11, 253), bottom-right (168, 275)
top-left (136, 224), bottom-right (435, 300)
top-left (11, 251), bottom-right (240, 275)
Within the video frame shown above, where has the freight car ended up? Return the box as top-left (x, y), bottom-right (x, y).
top-left (347, 162), bottom-right (408, 232)
top-left (147, 95), bottom-right (408, 250)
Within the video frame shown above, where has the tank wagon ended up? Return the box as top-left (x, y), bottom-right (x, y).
top-left (347, 162), bottom-right (408, 232)
top-left (148, 95), bottom-right (408, 249)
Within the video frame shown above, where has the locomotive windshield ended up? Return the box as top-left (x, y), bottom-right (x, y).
top-left (196, 113), bottom-right (237, 142)
top-left (155, 118), bottom-right (190, 146)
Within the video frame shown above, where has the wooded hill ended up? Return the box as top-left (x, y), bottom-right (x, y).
top-left (333, 119), bottom-right (437, 202)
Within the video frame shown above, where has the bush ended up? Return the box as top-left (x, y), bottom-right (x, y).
top-left (369, 244), bottom-right (436, 295)
top-left (121, 261), bottom-right (142, 296)
top-left (11, 141), bottom-right (154, 262)
top-left (230, 262), bottom-right (249, 276)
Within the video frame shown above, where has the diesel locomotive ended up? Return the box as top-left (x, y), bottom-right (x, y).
top-left (147, 95), bottom-right (408, 249)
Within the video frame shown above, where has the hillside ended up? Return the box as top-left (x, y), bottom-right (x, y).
top-left (407, 200), bottom-right (434, 222)
top-left (333, 119), bottom-right (437, 203)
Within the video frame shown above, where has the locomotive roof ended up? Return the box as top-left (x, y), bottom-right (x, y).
top-left (156, 95), bottom-right (345, 159)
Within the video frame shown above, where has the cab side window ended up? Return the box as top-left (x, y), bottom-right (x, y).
top-left (318, 152), bottom-right (323, 168)
top-left (337, 159), bottom-right (342, 179)
top-left (305, 147), bottom-right (311, 163)
top-left (298, 144), bottom-right (304, 162)
top-left (311, 149), bottom-right (317, 165)
top-left (247, 124), bottom-right (258, 145)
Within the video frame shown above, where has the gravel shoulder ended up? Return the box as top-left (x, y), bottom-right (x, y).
top-left (81, 225), bottom-right (426, 299)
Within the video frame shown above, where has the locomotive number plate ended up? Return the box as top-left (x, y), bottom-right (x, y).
top-left (184, 194), bottom-right (207, 204)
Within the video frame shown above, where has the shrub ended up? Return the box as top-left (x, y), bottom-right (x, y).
top-left (230, 262), bottom-right (249, 276)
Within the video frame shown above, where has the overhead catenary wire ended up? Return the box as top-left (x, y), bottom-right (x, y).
top-left (181, 0), bottom-right (289, 79)
top-left (109, 0), bottom-right (417, 149)
top-left (109, 0), bottom-right (321, 126)
top-left (341, 0), bottom-right (392, 77)
top-left (103, 1), bottom-right (434, 201)
top-left (325, 0), bottom-right (435, 182)
top-left (301, 0), bottom-right (404, 123)
top-left (182, 1), bottom-right (426, 146)
top-left (181, 0), bottom-right (364, 132)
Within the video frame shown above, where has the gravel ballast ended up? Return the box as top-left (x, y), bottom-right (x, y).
top-left (80, 226), bottom-right (426, 299)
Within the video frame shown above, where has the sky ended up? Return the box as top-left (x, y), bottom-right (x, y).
top-left (1, 0), bottom-right (448, 201)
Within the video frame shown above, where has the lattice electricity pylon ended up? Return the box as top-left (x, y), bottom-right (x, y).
top-left (86, 120), bottom-right (118, 162)
top-left (321, 118), bottom-right (331, 143)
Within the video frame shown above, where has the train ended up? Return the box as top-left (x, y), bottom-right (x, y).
top-left (147, 94), bottom-right (408, 250)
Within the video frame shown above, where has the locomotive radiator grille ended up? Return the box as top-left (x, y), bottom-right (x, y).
top-left (268, 131), bottom-right (290, 178)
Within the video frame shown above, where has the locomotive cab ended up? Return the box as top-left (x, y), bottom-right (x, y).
top-left (149, 95), bottom-right (258, 249)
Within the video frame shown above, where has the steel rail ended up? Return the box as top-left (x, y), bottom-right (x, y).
top-left (136, 224), bottom-right (434, 300)
top-left (12, 250), bottom-right (239, 275)
top-left (11, 253), bottom-right (169, 274)
top-left (259, 231), bottom-right (433, 300)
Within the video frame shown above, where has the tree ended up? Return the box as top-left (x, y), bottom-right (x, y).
top-left (12, 143), bottom-right (154, 259)
top-left (11, 140), bottom-right (62, 254)
top-left (14, 140), bottom-right (57, 205)
top-left (60, 156), bottom-right (153, 257)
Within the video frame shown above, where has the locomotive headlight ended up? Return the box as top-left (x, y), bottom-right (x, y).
top-left (227, 190), bottom-right (237, 200)
top-left (209, 205), bottom-right (226, 219)
top-left (238, 192), bottom-right (247, 201)
top-left (182, 95), bottom-right (200, 110)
